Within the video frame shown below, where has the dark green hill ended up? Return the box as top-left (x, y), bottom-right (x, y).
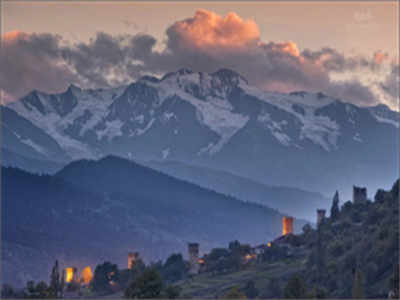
top-left (303, 179), bottom-right (399, 298)
top-left (175, 179), bottom-right (399, 299)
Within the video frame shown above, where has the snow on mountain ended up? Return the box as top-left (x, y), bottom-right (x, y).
top-left (120, 68), bottom-right (251, 154)
top-left (2, 68), bottom-right (398, 195)
top-left (19, 138), bottom-right (47, 155)
top-left (7, 68), bottom-right (397, 160)
top-left (242, 86), bottom-right (341, 151)
top-left (368, 104), bottom-right (399, 128)
top-left (7, 85), bottom-right (126, 159)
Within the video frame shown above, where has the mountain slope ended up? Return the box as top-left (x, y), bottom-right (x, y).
top-left (2, 68), bottom-right (398, 196)
top-left (2, 157), bottom-right (306, 287)
top-left (1, 148), bottom-right (63, 174)
top-left (144, 160), bottom-right (328, 221)
top-left (1, 106), bottom-right (70, 162)
top-left (175, 179), bottom-right (399, 299)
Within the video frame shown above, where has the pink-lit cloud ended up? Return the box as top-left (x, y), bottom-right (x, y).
top-left (373, 50), bottom-right (389, 65)
top-left (169, 9), bottom-right (260, 49)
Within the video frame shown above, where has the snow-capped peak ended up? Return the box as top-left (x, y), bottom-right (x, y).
top-left (3, 68), bottom-right (398, 164)
top-left (211, 68), bottom-right (248, 85)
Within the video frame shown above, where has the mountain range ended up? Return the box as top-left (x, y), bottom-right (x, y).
top-left (2, 156), bottom-right (306, 287)
top-left (144, 160), bottom-right (328, 221)
top-left (2, 68), bottom-right (398, 198)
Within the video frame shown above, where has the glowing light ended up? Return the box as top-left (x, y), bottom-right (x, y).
top-left (65, 268), bottom-right (74, 283)
top-left (282, 216), bottom-right (294, 236)
top-left (267, 242), bottom-right (272, 248)
top-left (244, 254), bottom-right (256, 261)
top-left (81, 266), bottom-right (93, 285)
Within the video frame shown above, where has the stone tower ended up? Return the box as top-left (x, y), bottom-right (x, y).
top-left (353, 186), bottom-right (367, 204)
top-left (282, 216), bottom-right (294, 236)
top-left (188, 243), bottom-right (200, 275)
top-left (65, 267), bottom-right (78, 283)
top-left (317, 209), bottom-right (326, 226)
top-left (128, 252), bottom-right (139, 269)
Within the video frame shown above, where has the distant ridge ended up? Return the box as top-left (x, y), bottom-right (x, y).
top-left (2, 156), bottom-right (307, 287)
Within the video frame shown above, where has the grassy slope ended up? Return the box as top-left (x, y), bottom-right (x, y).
top-left (177, 258), bottom-right (306, 298)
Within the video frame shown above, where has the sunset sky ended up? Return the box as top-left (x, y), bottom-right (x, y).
top-left (2, 1), bottom-right (399, 110)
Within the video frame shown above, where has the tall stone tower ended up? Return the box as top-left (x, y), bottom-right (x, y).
top-left (65, 267), bottom-right (78, 283)
top-left (128, 252), bottom-right (139, 269)
top-left (353, 186), bottom-right (367, 204)
top-left (282, 216), bottom-right (294, 236)
top-left (317, 209), bottom-right (326, 226)
top-left (188, 243), bottom-right (200, 275)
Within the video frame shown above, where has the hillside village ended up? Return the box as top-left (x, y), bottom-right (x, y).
top-left (2, 180), bottom-right (398, 299)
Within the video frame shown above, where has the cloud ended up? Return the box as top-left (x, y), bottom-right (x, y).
top-left (0, 31), bottom-right (78, 102)
top-left (61, 32), bottom-right (129, 87)
top-left (0, 10), bottom-right (396, 110)
top-left (167, 9), bottom-right (260, 50)
top-left (325, 80), bottom-right (377, 107)
top-left (373, 50), bottom-right (389, 65)
top-left (301, 47), bottom-right (389, 73)
top-left (380, 64), bottom-right (399, 108)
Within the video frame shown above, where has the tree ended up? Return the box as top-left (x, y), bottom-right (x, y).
top-left (162, 285), bottom-right (182, 299)
top-left (1, 284), bottom-right (16, 299)
top-left (220, 286), bottom-right (246, 299)
top-left (243, 280), bottom-right (258, 299)
top-left (205, 248), bottom-right (230, 273)
top-left (302, 223), bottom-right (313, 235)
top-left (119, 258), bottom-right (147, 289)
top-left (352, 268), bottom-right (365, 299)
top-left (60, 269), bottom-right (65, 297)
top-left (130, 257), bottom-right (146, 280)
top-left (316, 226), bottom-right (326, 285)
top-left (389, 264), bottom-right (399, 298)
top-left (36, 281), bottom-right (50, 299)
top-left (330, 191), bottom-right (340, 221)
top-left (49, 260), bottom-right (63, 298)
top-left (124, 268), bottom-right (163, 299)
top-left (24, 281), bottom-right (51, 299)
top-left (91, 261), bottom-right (120, 294)
top-left (283, 275), bottom-right (308, 298)
top-left (161, 253), bottom-right (188, 283)
top-left (229, 241), bottom-right (243, 271)
top-left (266, 278), bottom-right (281, 298)
top-left (309, 286), bottom-right (327, 299)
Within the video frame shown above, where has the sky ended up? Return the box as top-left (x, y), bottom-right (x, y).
top-left (2, 1), bottom-right (399, 110)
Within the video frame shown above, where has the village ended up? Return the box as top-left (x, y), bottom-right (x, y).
top-left (6, 181), bottom-right (397, 299)
top-left (59, 186), bottom-right (371, 294)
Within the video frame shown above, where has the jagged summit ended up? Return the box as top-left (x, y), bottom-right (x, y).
top-left (138, 75), bottom-right (161, 83)
top-left (159, 68), bottom-right (248, 86)
top-left (211, 68), bottom-right (248, 85)
top-left (161, 68), bottom-right (194, 81)
top-left (67, 83), bottom-right (80, 90)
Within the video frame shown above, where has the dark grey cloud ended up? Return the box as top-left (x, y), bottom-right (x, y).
top-left (325, 80), bottom-right (377, 106)
top-left (0, 31), bottom-right (77, 102)
top-left (301, 47), bottom-right (368, 72)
